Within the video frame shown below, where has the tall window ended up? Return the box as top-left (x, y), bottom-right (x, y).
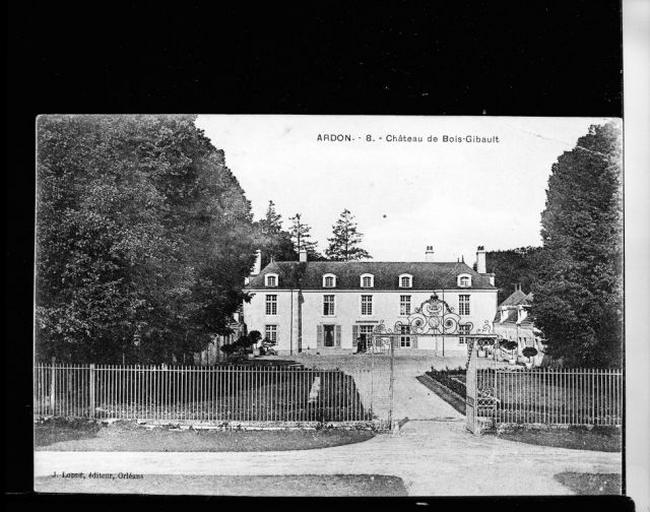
top-left (323, 295), bottom-right (335, 316)
top-left (361, 295), bottom-right (373, 315)
top-left (358, 325), bottom-right (375, 343)
top-left (458, 324), bottom-right (470, 344)
top-left (458, 294), bottom-right (470, 315)
top-left (265, 294), bottom-right (278, 315)
top-left (399, 324), bottom-right (411, 348)
top-left (265, 325), bottom-right (277, 343)
top-left (400, 295), bottom-right (411, 316)
top-left (324, 275), bottom-right (335, 288)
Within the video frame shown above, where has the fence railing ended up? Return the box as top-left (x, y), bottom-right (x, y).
top-left (34, 364), bottom-right (377, 424)
top-left (476, 367), bottom-right (623, 426)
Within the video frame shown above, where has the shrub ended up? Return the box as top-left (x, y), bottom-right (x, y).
top-left (522, 346), bottom-right (538, 359)
top-left (220, 343), bottom-right (237, 355)
top-left (501, 340), bottom-right (518, 352)
top-left (248, 330), bottom-right (262, 344)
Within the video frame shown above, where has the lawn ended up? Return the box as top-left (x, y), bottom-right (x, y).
top-left (34, 419), bottom-right (376, 452)
top-left (425, 368), bottom-right (622, 425)
top-left (553, 472), bottom-right (622, 494)
top-left (37, 365), bottom-right (371, 423)
top-left (494, 425), bottom-right (621, 452)
top-left (34, 473), bottom-right (408, 496)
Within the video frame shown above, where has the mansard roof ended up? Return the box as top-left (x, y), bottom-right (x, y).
top-left (246, 260), bottom-right (496, 290)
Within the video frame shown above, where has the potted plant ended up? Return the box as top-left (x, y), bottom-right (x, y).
top-left (502, 340), bottom-right (518, 364)
top-left (522, 346), bottom-right (538, 369)
top-left (247, 330), bottom-right (262, 357)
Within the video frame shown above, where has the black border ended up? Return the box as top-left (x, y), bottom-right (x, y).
top-left (6, 1), bottom-right (626, 509)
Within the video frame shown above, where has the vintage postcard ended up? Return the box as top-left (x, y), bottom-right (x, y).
top-left (33, 115), bottom-right (623, 497)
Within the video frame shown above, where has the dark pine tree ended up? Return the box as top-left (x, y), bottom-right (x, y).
top-left (288, 213), bottom-right (320, 259)
top-left (255, 200), bottom-right (296, 267)
top-left (325, 209), bottom-right (372, 261)
top-left (531, 122), bottom-right (623, 368)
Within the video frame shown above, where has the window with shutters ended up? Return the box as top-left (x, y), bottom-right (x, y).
top-left (323, 325), bottom-right (335, 347)
top-left (265, 294), bottom-right (277, 315)
top-left (458, 294), bottom-right (470, 315)
top-left (361, 295), bottom-right (373, 315)
top-left (323, 295), bottom-right (335, 316)
top-left (319, 324), bottom-right (341, 348)
top-left (399, 295), bottom-right (411, 316)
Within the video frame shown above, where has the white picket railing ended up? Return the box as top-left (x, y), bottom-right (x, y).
top-left (477, 367), bottom-right (623, 426)
top-left (34, 363), bottom-right (378, 424)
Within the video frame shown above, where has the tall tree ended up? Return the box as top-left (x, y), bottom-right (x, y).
top-left (36, 115), bottom-right (256, 364)
top-left (254, 200), bottom-right (296, 267)
top-left (485, 246), bottom-right (544, 303)
top-left (531, 122), bottom-right (623, 368)
top-left (288, 213), bottom-right (319, 257)
top-left (325, 209), bottom-right (371, 261)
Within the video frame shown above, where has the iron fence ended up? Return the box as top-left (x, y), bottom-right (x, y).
top-left (34, 363), bottom-right (378, 425)
top-left (476, 367), bottom-right (623, 426)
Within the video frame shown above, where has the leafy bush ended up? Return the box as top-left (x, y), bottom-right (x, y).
top-left (220, 332), bottom-right (259, 359)
top-left (501, 340), bottom-right (518, 352)
top-left (427, 368), bottom-right (467, 397)
top-left (522, 346), bottom-right (538, 358)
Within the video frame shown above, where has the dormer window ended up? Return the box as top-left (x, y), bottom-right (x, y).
top-left (457, 273), bottom-right (472, 288)
top-left (399, 273), bottom-right (413, 288)
top-left (360, 273), bottom-right (374, 288)
top-left (265, 273), bottom-right (279, 287)
top-left (322, 273), bottom-right (337, 288)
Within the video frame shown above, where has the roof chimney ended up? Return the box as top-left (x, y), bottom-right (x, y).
top-left (299, 248), bottom-right (308, 263)
top-left (251, 249), bottom-right (262, 276)
top-left (425, 245), bottom-right (434, 262)
top-left (476, 245), bottom-right (486, 273)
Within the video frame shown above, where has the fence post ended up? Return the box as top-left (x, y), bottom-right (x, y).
top-left (49, 356), bottom-right (56, 414)
top-left (89, 364), bottom-right (96, 418)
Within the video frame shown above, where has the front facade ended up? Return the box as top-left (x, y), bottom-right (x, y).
top-left (492, 285), bottom-right (544, 364)
top-left (243, 246), bottom-right (499, 356)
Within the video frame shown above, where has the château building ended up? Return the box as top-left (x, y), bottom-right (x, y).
top-left (242, 245), bottom-right (499, 356)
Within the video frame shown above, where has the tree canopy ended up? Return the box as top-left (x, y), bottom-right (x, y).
top-left (288, 213), bottom-right (323, 260)
top-left (36, 115), bottom-right (257, 363)
top-left (486, 246), bottom-right (544, 303)
top-left (531, 122), bottom-right (623, 368)
top-left (254, 200), bottom-right (297, 268)
top-left (325, 209), bottom-right (371, 261)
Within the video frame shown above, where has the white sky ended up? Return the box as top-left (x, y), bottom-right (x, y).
top-left (196, 115), bottom-right (614, 263)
